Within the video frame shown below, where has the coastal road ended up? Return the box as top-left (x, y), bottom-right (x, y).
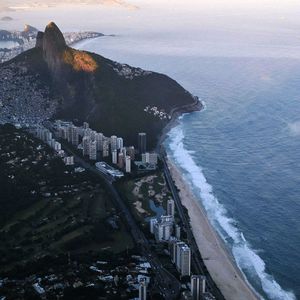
top-left (46, 128), bottom-right (182, 300)
top-left (161, 149), bottom-right (225, 300)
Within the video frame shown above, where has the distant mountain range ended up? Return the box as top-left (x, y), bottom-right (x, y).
top-left (1, 22), bottom-right (200, 148)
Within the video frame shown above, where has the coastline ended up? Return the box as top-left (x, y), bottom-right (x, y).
top-left (166, 157), bottom-right (259, 300)
top-left (161, 100), bottom-right (259, 300)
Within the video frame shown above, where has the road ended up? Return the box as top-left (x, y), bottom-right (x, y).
top-left (160, 149), bottom-right (225, 300)
top-left (46, 128), bottom-right (181, 300)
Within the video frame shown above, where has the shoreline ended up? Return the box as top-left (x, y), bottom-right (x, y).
top-left (166, 157), bottom-right (259, 300)
top-left (160, 99), bottom-right (259, 300)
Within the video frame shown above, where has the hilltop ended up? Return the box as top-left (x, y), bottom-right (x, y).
top-left (1, 22), bottom-right (200, 148)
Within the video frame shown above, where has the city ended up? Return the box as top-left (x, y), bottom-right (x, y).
top-left (22, 119), bottom-right (217, 300)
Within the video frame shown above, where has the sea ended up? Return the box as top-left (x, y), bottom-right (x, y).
top-left (76, 35), bottom-right (300, 300)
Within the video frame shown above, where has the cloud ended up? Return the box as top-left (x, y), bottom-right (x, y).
top-left (288, 121), bottom-right (300, 136)
top-left (0, 5), bottom-right (15, 12)
top-left (1, 0), bottom-right (139, 11)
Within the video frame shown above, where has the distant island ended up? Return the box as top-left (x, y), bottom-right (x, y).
top-left (1, 16), bottom-right (13, 21)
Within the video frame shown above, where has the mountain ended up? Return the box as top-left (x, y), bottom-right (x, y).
top-left (1, 16), bottom-right (13, 21)
top-left (1, 22), bottom-right (200, 148)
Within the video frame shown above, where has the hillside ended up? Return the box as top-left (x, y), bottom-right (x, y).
top-left (1, 22), bottom-right (200, 148)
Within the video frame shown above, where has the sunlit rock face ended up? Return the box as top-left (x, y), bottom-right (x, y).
top-left (38, 22), bottom-right (98, 75)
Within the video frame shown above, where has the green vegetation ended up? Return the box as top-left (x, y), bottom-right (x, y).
top-left (117, 172), bottom-right (172, 229)
top-left (0, 125), bottom-right (133, 275)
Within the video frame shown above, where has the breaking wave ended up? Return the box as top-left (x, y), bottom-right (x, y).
top-left (167, 125), bottom-right (296, 300)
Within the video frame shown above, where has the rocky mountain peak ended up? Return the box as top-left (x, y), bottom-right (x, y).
top-left (41, 22), bottom-right (67, 75)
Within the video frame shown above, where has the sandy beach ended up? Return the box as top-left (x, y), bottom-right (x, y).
top-left (166, 158), bottom-right (259, 300)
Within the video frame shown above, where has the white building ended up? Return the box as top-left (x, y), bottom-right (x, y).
top-left (125, 156), bottom-right (131, 173)
top-left (110, 135), bottom-right (118, 152)
top-left (142, 152), bottom-right (149, 164)
top-left (117, 137), bottom-right (123, 150)
top-left (142, 152), bottom-right (158, 165)
top-left (64, 156), bottom-right (74, 166)
top-left (83, 122), bottom-right (89, 129)
top-left (112, 149), bottom-right (118, 164)
top-left (148, 153), bottom-right (158, 165)
top-left (139, 279), bottom-right (147, 300)
top-left (150, 218), bottom-right (158, 234)
top-left (177, 243), bottom-right (191, 277)
top-left (153, 215), bottom-right (174, 242)
top-left (54, 141), bottom-right (61, 151)
top-left (167, 199), bottom-right (175, 217)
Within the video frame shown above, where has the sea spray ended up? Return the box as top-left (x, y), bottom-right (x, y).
top-left (167, 124), bottom-right (296, 300)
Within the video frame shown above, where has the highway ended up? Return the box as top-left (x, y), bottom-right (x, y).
top-left (160, 149), bottom-right (225, 300)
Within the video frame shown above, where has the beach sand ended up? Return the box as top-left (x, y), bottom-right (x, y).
top-left (166, 158), bottom-right (259, 300)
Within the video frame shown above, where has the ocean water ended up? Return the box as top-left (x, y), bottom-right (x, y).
top-left (77, 34), bottom-right (300, 300)
top-left (0, 41), bottom-right (18, 49)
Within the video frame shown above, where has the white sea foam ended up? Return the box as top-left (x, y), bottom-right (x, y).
top-left (168, 125), bottom-right (296, 300)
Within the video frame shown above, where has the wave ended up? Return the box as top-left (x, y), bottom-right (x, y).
top-left (167, 125), bottom-right (296, 300)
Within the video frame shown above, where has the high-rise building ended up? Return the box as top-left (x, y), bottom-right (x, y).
top-left (89, 140), bottom-right (97, 160)
top-left (64, 156), bottom-right (74, 165)
top-left (102, 139), bottom-right (110, 157)
top-left (127, 146), bottom-right (135, 161)
top-left (82, 136), bottom-right (90, 156)
top-left (153, 215), bottom-right (174, 242)
top-left (191, 275), bottom-right (206, 300)
top-left (138, 132), bottom-right (147, 154)
top-left (83, 122), bottom-right (89, 129)
top-left (138, 279), bottom-right (147, 300)
top-left (54, 141), bottom-right (61, 151)
top-left (178, 244), bottom-right (191, 277)
top-left (142, 152), bottom-right (158, 165)
top-left (121, 147), bottom-right (127, 158)
top-left (174, 241), bottom-right (185, 265)
top-left (142, 152), bottom-right (149, 164)
top-left (71, 126), bottom-right (79, 145)
top-left (149, 152), bottom-right (158, 165)
top-left (118, 153), bottom-right (125, 169)
top-left (169, 238), bottom-right (179, 263)
top-left (125, 156), bottom-right (131, 173)
top-left (167, 199), bottom-right (175, 217)
top-left (112, 150), bottom-right (118, 164)
top-left (110, 135), bottom-right (118, 152)
top-left (96, 133), bottom-right (104, 151)
top-left (175, 224), bottom-right (181, 240)
top-left (161, 215), bottom-right (173, 223)
top-left (117, 137), bottom-right (123, 150)
top-left (150, 218), bottom-right (158, 234)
